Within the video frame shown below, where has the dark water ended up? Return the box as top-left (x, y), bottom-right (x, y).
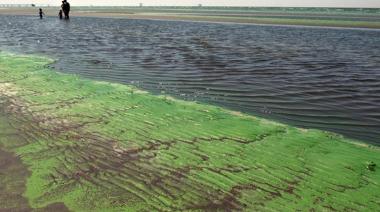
top-left (1, 15), bottom-right (380, 144)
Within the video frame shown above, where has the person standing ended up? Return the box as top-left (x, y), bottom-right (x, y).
top-left (61, 1), bottom-right (65, 18)
top-left (61, 0), bottom-right (71, 19)
top-left (58, 10), bottom-right (63, 19)
top-left (39, 8), bottom-right (45, 19)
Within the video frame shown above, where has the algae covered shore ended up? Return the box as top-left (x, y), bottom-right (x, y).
top-left (0, 52), bottom-right (379, 211)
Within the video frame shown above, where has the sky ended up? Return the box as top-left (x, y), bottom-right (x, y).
top-left (1, 0), bottom-right (380, 8)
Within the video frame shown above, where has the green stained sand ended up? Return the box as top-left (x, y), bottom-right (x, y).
top-left (0, 115), bottom-right (30, 211)
top-left (0, 114), bottom-right (69, 211)
top-left (0, 52), bottom-right (379, 211)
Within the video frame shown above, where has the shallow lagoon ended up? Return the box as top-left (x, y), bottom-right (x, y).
top-left (1, 15), bottom-right (380, 144)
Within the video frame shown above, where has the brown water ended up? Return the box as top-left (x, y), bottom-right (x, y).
top-left (0, 15), bottom-right (380, 144)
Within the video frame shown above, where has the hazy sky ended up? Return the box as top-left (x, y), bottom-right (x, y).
top-left (1, 0), bottom-right (380, 7)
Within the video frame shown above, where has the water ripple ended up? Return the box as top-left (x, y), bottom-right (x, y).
top-left (0, 15), bottom-right (380, 144)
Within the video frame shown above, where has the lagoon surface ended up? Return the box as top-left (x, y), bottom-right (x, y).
top-left (1, 15), bottom-right (380, 144)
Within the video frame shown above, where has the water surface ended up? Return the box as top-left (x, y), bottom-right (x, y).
top-left (0, 15), bottom-right (379, 144)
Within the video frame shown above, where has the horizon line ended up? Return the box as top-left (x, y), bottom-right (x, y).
top-left (1, 4), bottom-right (380, 9)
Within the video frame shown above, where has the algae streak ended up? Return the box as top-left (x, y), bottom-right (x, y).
top-left (0, 53), bottom-right (379, 211)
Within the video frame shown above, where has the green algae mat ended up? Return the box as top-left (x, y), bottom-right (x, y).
top-left (0, 53), bottom-right (379, 211)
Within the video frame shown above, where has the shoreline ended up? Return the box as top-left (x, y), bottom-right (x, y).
top-left (1, 7), bottom-right (380, 29)
top-left (0, 52), bottom-right (379, 211)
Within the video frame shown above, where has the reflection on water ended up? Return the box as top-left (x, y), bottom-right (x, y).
top-left (0, 15), bottom-right (380, 144)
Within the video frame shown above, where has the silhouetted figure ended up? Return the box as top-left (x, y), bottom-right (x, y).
top-left (39, 8), bottom-right (45, 19)
top-left (61, 0), bottom-right (71, 19)
top-left (58, 10), bottom-right (63, 19)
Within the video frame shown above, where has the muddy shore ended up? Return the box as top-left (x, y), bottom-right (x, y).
top-left (0, 52), bottom-right (379, 211)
